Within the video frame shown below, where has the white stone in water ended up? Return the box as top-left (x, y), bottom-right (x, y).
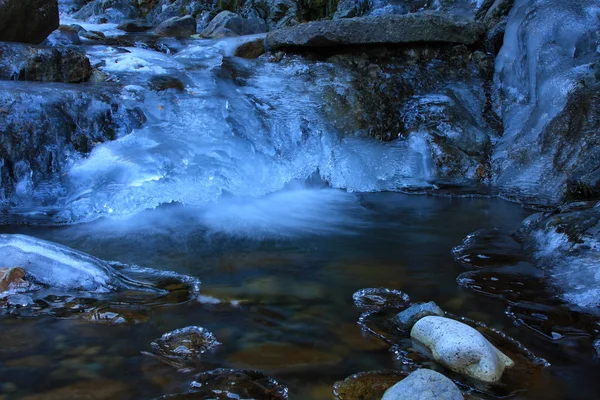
top-left (381, 369), bottom-right (463, 400)
top-left (410, 316), bottom-right (514, 383)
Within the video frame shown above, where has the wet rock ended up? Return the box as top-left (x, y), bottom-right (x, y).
top-left (353, 288), bottom-right (410, 311)
top-left (333, 370), bottom-right (406, 400)
top-left (0, 267), bottom-right (27, 292)
top-left (117, 20), bottom-right (153, 33)
top-left (0, 43), bottom-right (92, 83)
top-left (156, 368), bottom-right (288, 399)
top-left (382, 369), bottom-right (463, 400)
top-left (241, 0), bottom-right (298, 31)
top-left (411, 316), bottom-right (514, 383)
top-left (148, 76), bottom-right (186, 92)
top-left (477, 0), bottom-right (514, 53)
top-left (226, 342), bottom-right (342, 371)
top-left (392, 302), bottom-right (444, 331)
top-left (333, 0), bottom-right (359, 19)
top-left (72, 0), bottom-right (139, 23)
top-left (452, 228), bottom-right (528, 268)
top-left (266, 13), bottom-right (485, 50)
top-left (79, 30), bottom-right (106, 41)
top-left (0, 0), bottom-right (59, 44)
top-left (147, 326), bottom-right (221, 369)
top-left (154, 15), bottom-right (197, 38)
top-left (201, 11), bottom-right (266, 39)
top-left (320, 45), bottom-right (498, 184)
top-left (234, 38), bottom-right (266, 59)
top-left (46, 25), bottom-right (82, 46)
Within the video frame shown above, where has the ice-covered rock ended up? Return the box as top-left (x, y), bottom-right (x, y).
top-left (517, 203), bottom-right (600, 309)
top-left (382, 369), bottom-right (464, 400)
top-left (0, 82), bottom-right (145, 213)
top-left (147, 326), bottom-right (221, 369)
top-left (411, 316), bottom-right (514, 382)
top-left (493, 0), bottom-right (600, 206)
top-left (0, 42), bottom-right (92, 83)
top-left (0, 234), bottom-right (130, 292)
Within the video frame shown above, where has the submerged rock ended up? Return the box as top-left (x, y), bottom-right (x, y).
top-left (148, 75), bottom-right (185, 92)
top-left (382, 369), bottom-right (463, 400)
top-left (156, 368), bottom-right (288, 399)
top-left (333, 370), bottom-right (406, 400)
top-left (226, 342), bottom-right (342, 372)
top-left (411, 316), bottom-right (514, 383)
top-left (266, 13), bottom-right (484, 50)
top-left (147, 326), bottom-right (220, 369)
top-left (0, 0), bottom-right (59, 44)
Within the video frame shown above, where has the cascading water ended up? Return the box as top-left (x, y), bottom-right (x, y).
top-left (7, 25), bottom-right (435, 224)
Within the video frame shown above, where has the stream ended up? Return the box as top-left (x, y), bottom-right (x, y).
top-left (1, 2), bottom-right (600, 399)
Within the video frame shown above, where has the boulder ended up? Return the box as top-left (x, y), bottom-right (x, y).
top-left (117, 20), bottom-right (153, 33)
top-left (392, 301), bottom-right (444, 330)
top-left (201, 11), bottom-right (267, 39)
top-left (234, 37), bottom-right (266, 59)
top-left (45, 25), bottom-right (83, 46)
top-left (0, 0), bottom-right (59, 44)
top-left (411, 316), bottom-right (514, 383)
top-left (382, 369), bottom-right (464, 400)
top-left (72, 0), bottom-right (139, 23)
top-left (0, 43), bottom-right (92, 83)
top-left (333, 0), bottom-right (359, 19)
top-left (266, 12), bottom-right (485, 50)
top-left (154, 15), bottom-right (197, 37)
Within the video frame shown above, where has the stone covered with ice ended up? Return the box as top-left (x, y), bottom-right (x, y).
top-left (0, 234), bottom-right (123, 292)
top-left (493, 0), bottom-right (600, 205)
